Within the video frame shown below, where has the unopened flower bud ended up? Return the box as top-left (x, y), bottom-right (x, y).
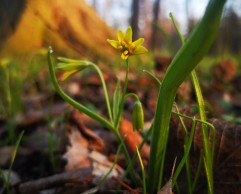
top-left (132, 100), bottom-right (144, 131)
top-left (56, 59), bottom-right (92, 81)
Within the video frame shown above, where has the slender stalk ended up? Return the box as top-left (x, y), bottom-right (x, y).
top-left (115, 59), bottom-right (130, 129)
top-left (98, 143), bottom-right (123, 187)
top-left (172, 119), bottom-right (196, 186)
top-left (48, 48), bottom-right (114, 132)
top-left (111, 59), bottom-right (139, 184)
top-left (5, 131), bottom-right (24, 194)
top-left (191, 72), bottom-right (214, 193)
top-left (91, 64), bottom-right (113, 123)
top-left (124, 93), bottom-right (139, 101)
top-left (142, 69), bottom-right (162, 86)
top-left (5, 67), bottom-right (12, 116)
top-left (184, 138), bottom-right (193, 194)
top-left (136, 146), bottom-right (147, 194)
top-left (192, 151), bottom-right (204, 193)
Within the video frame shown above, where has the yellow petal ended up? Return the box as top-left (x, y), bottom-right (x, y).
top-left (60, 69), bottom-right (79, 81)
top-left (133, 46), bottom-right (148, 55)
top-left (107, 39), bottom-right (119, 49)
top-left (118, 30), bottom-right (124, 42)
top-left (125, 26), bottom-right (132, 43)
top-left (121, 53), bottom-right (129, 60)
top-left (133, 38), bottom-right (144, 47)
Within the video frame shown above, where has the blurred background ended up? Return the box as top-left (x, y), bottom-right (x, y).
top-left (0, 0), bottom-right (241, 58)
top-left (1, 0), bottom-right (241, 129)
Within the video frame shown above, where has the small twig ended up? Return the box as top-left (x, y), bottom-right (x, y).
top-left (171, 157), bottom-right (177, 177)
top-left (16, 167), bottom-right (92, 194)
top-left (112, 177), bottom-right (139, 194)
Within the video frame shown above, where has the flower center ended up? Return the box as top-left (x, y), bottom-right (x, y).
top-left (119, 40), bottom-right (135, 56)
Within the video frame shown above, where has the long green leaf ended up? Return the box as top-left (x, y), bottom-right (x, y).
top-left (147, 0), bottom-right (227, 192)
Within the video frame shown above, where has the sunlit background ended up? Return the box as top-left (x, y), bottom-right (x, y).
top-left (0, 0), bottom-right (240, 57)
top-left (86, 0), bottom-right (241, 34)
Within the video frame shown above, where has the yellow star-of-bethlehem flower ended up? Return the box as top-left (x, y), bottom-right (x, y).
top-left (107, 26), bottom-right (148, 60)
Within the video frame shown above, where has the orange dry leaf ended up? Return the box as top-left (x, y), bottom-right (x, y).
top-left (71, 109), bottom-right (105, 152)
top-left (119, 119), bottom-right (150, 162)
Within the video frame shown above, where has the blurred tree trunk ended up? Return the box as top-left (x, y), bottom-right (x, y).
top-left (150, 0), bottom-right (160, 49)
top-left (130, 0), bottom-right (139, 40)
top-left (143, 0), bottom-right (151, 48)
top-left (0, 0), bottom-right (27, 46)
top-left (185, 0), bottom-right (190, 34)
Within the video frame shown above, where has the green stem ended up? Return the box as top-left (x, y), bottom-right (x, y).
top-left (124, 93), bottom-right (139, 101)
top-left (136, 146), bottom-right (147, 194)
top-left (142, 69), bottom-right (162, 86)
top-left (184, 135), bottom-right (193, 194)
top-left (98, 143), bottom-right (123, 187)
top-left (114, 59), bottom-right (130, 129)
top-left (48, 48), bottom-right (114, 132)
top-left (112, 59), bottom-right (139, 184)
top-left (191, 71), bottom-right (214, 193)
top-left (192, 151), bottom-right (204, 193)
top-left (90, 63), bottom-right (113, 123)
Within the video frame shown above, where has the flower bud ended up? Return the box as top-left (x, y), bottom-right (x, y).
top-left (132, 100), bottom-right (144, 131)
top-left (56, 59), bottom-right (92, 81)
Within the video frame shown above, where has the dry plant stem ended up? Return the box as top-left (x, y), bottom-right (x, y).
top-left (147, 0), bottom-right (227, 193)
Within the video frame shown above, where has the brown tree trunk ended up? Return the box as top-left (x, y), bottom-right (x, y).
top-left (0, 0), bottom-right (27, 46)
top-left (150, 0), bottom-right (160, 49)
top-left (130, 0), bottom-right (139, 40)
top-left (143, 0), bottom-right (152, 48)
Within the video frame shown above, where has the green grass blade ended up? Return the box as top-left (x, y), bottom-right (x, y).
top-left (172, 119), bottom-right (196, 185)
top-left (136, 146), bottom-right (147, 194)
top-left (4, 131), bottom-right (24, 194)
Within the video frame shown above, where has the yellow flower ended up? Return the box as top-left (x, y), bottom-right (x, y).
top-left (107, 26), bottom-right (148, 60)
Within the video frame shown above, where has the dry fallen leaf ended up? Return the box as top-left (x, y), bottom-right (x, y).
top-left (63, 126), bottom-right (91, 171)
top-left (120, 119), bottom-right (150, 163)
top-left (63, 125), bottom-right (123, 179)
top-left (157, 157), bottom-right (176, 194)
top-left (70, 109), bottom-right (105, 152)
top-left (89, 150), bottom-right (124, 178)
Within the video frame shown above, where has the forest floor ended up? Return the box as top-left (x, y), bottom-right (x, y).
top-left (0, 56), bottom-right (241, 194)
